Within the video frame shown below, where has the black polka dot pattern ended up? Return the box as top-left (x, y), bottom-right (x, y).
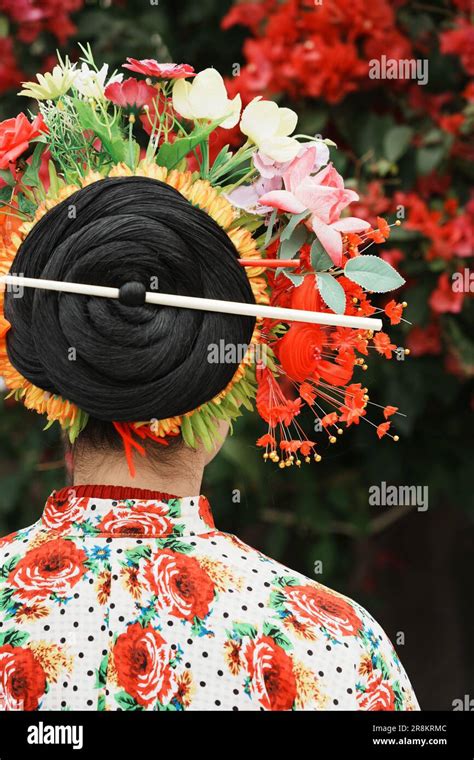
top-left (0, 490), bottom-right (419, 712)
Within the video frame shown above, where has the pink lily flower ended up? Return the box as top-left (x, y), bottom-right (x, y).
top-left (260, 150), bottom-right (370, 266)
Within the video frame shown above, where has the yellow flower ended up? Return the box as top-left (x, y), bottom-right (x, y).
top-left (19, 64), bottom-right (76, 101)
top-left (173, 69), bottom-right (241, 129)
top-left (175, 671), bottom-right (195, 708)
top-left (28, 641), bottom-right (73, 683)
top-left (240, 97), bottom-right (300, 162)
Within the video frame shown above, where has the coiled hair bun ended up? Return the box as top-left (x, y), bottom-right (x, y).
top-left (5, 176), bottom-right (256, 422)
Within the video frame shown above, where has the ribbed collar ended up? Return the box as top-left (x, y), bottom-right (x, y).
top-left (41, 485), bottom-right (215, 538)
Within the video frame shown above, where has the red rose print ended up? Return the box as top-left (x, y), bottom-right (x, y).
top-left (357, 674), bottom-right (396, 710)
top-left (243, 635), bottom-right (297, 711)
top-left (144, 550), bottom-right (215, 621)
top-left (42, 493), bottom-right (89, 531)
top-left (198, 496), bottom-right (215, 529)
top-left (0, 645), bottom-right (46, 710)
top-left (285, 584), bottom-right (363, 639)
top-left (113, 623), bottom-right (176, 707)
top-left (97, 503), bottom-right (173, 537)
top-left (8, 538), bottom-right (88, 601)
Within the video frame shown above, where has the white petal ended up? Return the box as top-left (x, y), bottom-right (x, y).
top-left (260, 136), bottom-right (301, 163)
top-left (172, 79), bottom-right (194, 119)
top-left (240, 99), bottom-right (280, 143)
top-left (276, 107), bottom-right (298, 137)
top-left (188, 68), bottom-right (228, 119)
top-left (220, 94), bottom-right (242, 129)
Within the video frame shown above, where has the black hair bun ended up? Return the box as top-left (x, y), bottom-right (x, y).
top-left (5, 176), bottom-right (256, 421)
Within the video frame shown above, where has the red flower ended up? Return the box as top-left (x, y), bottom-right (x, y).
top-left (104, 78), bottom-right (157, 115)
top-left (284, 583), bottom-right (363, 639)
top-left (0, 645), bottom-right (46, 710)
top-left (0, 112), bottom-right (46, 170)
top-left (429, 272), bottom-right (464, 314)
top-left (357, 674), bottom-right (396, 710)
top-left (339, 383), bottom-right (367, 426)
top-left (8, 538), bottom-right (88, 601)
top-left (243, 635), bottom-right (297, 710)
top-left (376, 421), bottom-right (391, 439)
top-left (440, 18), bottom-right (474, 76)
top-left (384, 300), bottom-right (403, 325)
top-left (122, 59), bottom-right (195, 79)
top-left (113, 623), bottom-right (176, 707)
top-left (374, 332), bottom-right (397, 359)
top-left (144, 550), bottom-right (215, 621)
top-left (407, 323), bottom-right (442, 357)
top-left (256, 433), bottom-right (277, 448)
top-left (42, 492), bottom-right (88, 531)
top-left (97, 503), bottom-right (173, 538)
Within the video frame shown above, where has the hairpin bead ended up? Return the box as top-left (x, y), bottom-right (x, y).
top-left (118, 281), bottom-right (147, 307)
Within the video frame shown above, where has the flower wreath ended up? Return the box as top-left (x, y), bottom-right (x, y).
top-left (0, 46), bottom-right (408, 471)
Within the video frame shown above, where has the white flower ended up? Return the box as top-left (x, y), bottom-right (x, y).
top-left (240, 97), bottom-right (300, 163)
top-left (19, 64), bottom-right (76, 101)
top-left (172, 68), bottom-right (241, 129)
top-left (72, 63), bottom-right (123, 100)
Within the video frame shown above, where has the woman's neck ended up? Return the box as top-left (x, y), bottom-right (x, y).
top-left (72, 451), bottom-right (205, 497)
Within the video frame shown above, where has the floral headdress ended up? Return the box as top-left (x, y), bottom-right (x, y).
top-left (0, 45), bottom-right (408, 473)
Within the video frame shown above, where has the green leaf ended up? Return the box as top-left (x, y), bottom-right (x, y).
top-left (124, 545), bottom-right (152, 565)
top-left (0, 587), bottom-right (15, 612)
top-left (233, 622), bottom-right (258, 640)
top-left (114, 690), bottom-right (144, 711)
top-left (72, 98), bottom-right (128, 165)
top-left (0, 628), bottom-right (30, 647)
top-left (280, 210), bottom-right (309, 241)
top-left (316, 273), bottom-right (346, 314)
top-left (278, 224), bottom-right (307, 260)
top-left (156, 120), bottom-right (220, 170)
top-left (416, 145), bottom-right (446, 175)
top-left (280, 270), bottom-right (304, 288)
top-left (0, 186), bottom-right (13, 204)
top-left (95, 653), bottom-right (108, 689)
top-left (21, 143), bottom-right (47, 188)
top-left (0, 169), bottom-right (15, 187)
top-left (383, 126), bottom-right (413, 163)
top-left (344, 255), bottom-right (405, 293)
top-left (310, 238), bottom-right (334, 272)
top-left (181, 414), bottom-right (195, 448)
top-left (261, 623), bottom-right (293, 651)
top-left (0, 555), bottom-right (21, 579)
top-left (264, 209), bottom-right (277, 246)
top-left (191, 412), bottom-right (214, 451)
top-left (48, 161), bottom-right (60, 197)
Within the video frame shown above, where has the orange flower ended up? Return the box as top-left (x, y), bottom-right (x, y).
top-left (299, 381), bottom-right (316, 405)
top-left (374, 332), bottom-right (397, 359)
top-left (377, 421), bottom-right (391, 439)
top-left (385, 299), bottom-right (403, 325)
top-left (300, 441), bottom-right (315, 456)
top-left (383, 405), bottom-right (398, 419)
top-left (256, 433), bottom-right (276, 448)
top-left (321, 412), bottom-right (338, 427)
top-left (339, 383), bottom-right (367, 426)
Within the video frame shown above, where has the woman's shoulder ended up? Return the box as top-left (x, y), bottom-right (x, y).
top-left (205, 529), bottom-right (420, 710)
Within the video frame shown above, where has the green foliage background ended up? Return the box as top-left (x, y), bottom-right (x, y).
top-left (0, 0), bottom-right (473, 709)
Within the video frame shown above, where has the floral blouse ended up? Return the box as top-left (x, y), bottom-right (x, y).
top-left (0, 485), bottom-right (419, 712)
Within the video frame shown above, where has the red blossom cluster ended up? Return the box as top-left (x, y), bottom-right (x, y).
top-left (0, 0), bottom-right (84, 95)
top-left (222, 0), bottom-right (413, 104)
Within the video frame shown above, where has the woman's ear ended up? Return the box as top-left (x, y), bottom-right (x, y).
top-left (203, 419), bottom-right (230, 466)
